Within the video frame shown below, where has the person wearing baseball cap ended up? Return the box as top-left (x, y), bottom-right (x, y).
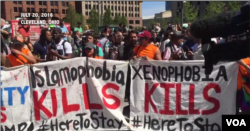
top-left (132, 30), bottom-right (162, 60)
top-left (83, 42), bottom-right (103, 59)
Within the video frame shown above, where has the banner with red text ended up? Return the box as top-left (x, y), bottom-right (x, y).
top-left (130, 59), bottom-right (238, 131)
top-left (0, 58), bottom-right (131, 130)
top-left (0, 66), bottom-right (32, 130)
top-left (29, 57), bottom-right (130, 131)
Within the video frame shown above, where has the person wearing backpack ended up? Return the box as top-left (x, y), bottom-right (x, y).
top-left (47, 28), bottom-right (73, 61)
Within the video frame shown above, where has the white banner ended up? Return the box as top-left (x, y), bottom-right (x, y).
top-left (1, 66), bottom-right (32, 131)
top-left (29, 57), bottom-right (131, 130)
top-left (130, 59), bottom-right (238, 131)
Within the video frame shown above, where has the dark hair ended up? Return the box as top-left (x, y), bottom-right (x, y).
top-left (40, 28), bottom-right (50, 45)
top-left (119, 23), bottom-right (123, 26)
top-left (1, 37), bottom-right (8, 54)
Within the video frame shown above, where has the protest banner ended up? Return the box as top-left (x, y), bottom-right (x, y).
top-left (0, 66), bottom-right (32, 131)
top-left (29, 57), bottom-right (131, 130)
top-left (11, 20), bottom-right (71, 43)
top-left (130, 59), bottom-right (238, 131)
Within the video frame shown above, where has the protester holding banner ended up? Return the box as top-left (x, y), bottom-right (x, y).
top-left (133, 30), bottom-right (162, 60)
top-left (123, 31), bottom-right (138, 60)
top-left (83, 42), bottom-right (103, 59)
top-left (5, 39), bottom-right (36, 67)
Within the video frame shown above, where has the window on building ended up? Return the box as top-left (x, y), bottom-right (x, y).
top-left (131, 7), bottom-right (133, 11)
top-left (26, 1), bottom-right (30, 5)
top-left (118, 1), bottom-right (120, 4)
top-left (18, 1), bottom-right (22, 4)
top-left (55, 1), bottom-right (58, 6)
top-left (14, 7), bottom-right (18, 12)
top-left (131, 14), bottom-right (133, 17)
top-left (125, 13), bottom-right (127, 17)
top-left (136, 20), bottom-right (140, 24)
top-left (13, 1), bottom-right (17, 4)
top-left (39, 8), bottom-right (43, 13)
top-left (89, 4), bottom-right (91, 9)
top-left (85, 12), bottom-right (88, 16)
top-left (55, 9), bottom-right (58, 14)
top-left (66, 10), bottom-right (68, 14)
top-left (66, 2), bottom-right (69, 6)
top-left (62, 2), bottom-right (65, 6)
top-left (115, 1), bottom-right (117, 4)
top-left (118, 6), bottom-right (120, 11)
top-left (111, 1), bottom-right (113, 4)
top-left (44, 9), bottom-right (47, 13)
top-left (31, 1), bottom-right (34, 5)
top-left (85, 4), bottom-right (88, 9)
top-left (62, 9), bottom-right (66, 14)
top-left (206, 1), bottom-right (209, 4)
top-left (122, 7), bottom-right (124, 11)
top-left (27, 8), bottom-right (30, 12)
top-left (111, 6), bottom-right (113, 10)
top-left (39, 1), bottom-right (42, 5)
top-left (104, 5), bottom-right (106, 10)
top-left (122, 1), bottom-right (124, 4)
top-left (177, 2), bottom-right (180, 7)
top-left (125, 7), bottom-right (127, 11)
top-left (115, 6), bottom-right (117, 11)
top-left (129, 20), bottom-right (133, 24)
top-left (51, 9), bottom-right (55, 13)
top-left (43, 1), bottom-right (46, 5)
top-left (19, 7), bottom-right (22, 12)
top-left (51, 1), bottom-right (54, 6)
top-left (112, 13), bottom-right (114, 16)
top-left (125, 1), bottom-right (127, 4)
top-left (31, 8), bottom-right (35, 12)
top-left (97, 5), bottom-right (99, 9)
top-left (197, 1), bottom-right (200, 5)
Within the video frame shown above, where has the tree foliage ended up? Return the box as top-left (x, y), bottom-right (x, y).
top-left (113, 13), bottom-right (121, 25)
top-left (228, 1), bottom-right (241, 11)
top-left (88, 7), bottom-right (99, 33)
top-left (173, 15), bottom-right (181, 24)
top-left (160, 19), bottom-right (168, 28)
top-left (203, 1), bottom-right (226, 19)
top-left (149, 19), bottom-right (156, 28)
top-left (64, 4), bottom-right (84, 29)
top-left (120, 15), bottom-right (128, 25)
top-left (103, 8), bottom-right (113, 25)
top-left (183, 1), bottom-right (198, 23)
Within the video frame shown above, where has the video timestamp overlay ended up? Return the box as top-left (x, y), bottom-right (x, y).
top-left (222, 115), bottom-right (250, 130)
top-left (20, 13), bottom-right (59, 25)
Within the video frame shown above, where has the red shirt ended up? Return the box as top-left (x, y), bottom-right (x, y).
top-left (19, 27), bottom-right (30, 37)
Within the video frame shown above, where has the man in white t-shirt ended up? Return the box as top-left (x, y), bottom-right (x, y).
top-left (48, 28), bottom-right (73, 61)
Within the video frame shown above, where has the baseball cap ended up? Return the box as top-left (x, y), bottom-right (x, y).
top-left (138, 30), bottom-right (152, 39)
top-left (84, 42), bottom-right (95, 49)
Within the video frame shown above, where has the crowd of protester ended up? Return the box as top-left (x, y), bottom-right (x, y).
top-left (1, 18), bottom-right (250, 117)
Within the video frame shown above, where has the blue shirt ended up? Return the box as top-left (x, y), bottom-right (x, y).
top-left (58, 26), bottom-right (68, 40)
top-left (183, 39), bottom-right (198, 52)
top-left (33, 41), bottom-right (48, 60)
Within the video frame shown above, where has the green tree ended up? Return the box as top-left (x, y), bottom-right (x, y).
top-left (149, 19), bottom-right (156, 27)
top-left (183, 1), bottom-right (198, 23)
top-left (228, 1), bottom-right (241, 11)
top-left (202, 1), bottom-right (226, 19)
top-left (113, 13), bottom-right (121, 25)
top-left (88, 8), bottom-right (99, 33)
top-left (120, 15), bottom-right (128, 25)
top-left (103, 8), bottom-right (113, 25)
top-left (173, 15), bottom-right (181, 24)
top-left (64, 4), bottom-right (84, 29)
top-left (160, 19), bottom-right (168, 28)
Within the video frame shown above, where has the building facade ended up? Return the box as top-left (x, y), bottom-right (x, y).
top-left (75, 1), bottom-right (142, 27)
top-left (165, 1), bottom-right (172, 11)
top-left (1, 1), bottom-right (75, 21)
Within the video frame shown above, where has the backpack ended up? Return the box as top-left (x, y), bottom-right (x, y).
top-left (61, 40), bottom-right (68, 56)
top-left (103, 39), bottom-right (111, 59)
